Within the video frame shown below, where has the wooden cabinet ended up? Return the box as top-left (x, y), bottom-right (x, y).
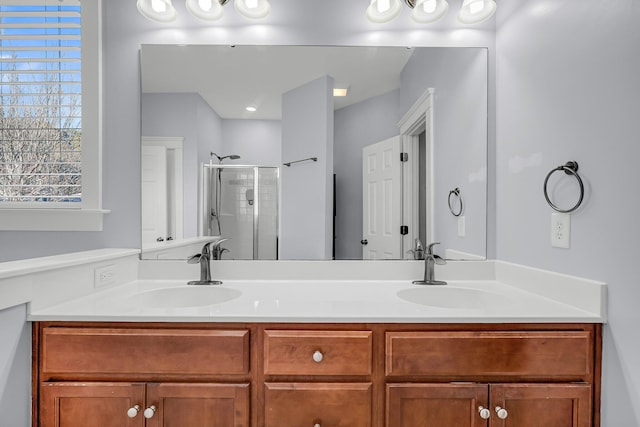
top-left (263, 329), bottom-right (374, 427)
top-left (385, 330), bottom-right (597, 427)
top-left (39, 382), bottom-right (249, 427)
top-left (34, 322), bottom-right (600, 427)
top-left (387, 383), bottom-right (591, 427)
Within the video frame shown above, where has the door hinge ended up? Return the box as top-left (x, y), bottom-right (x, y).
top-left (400, 225), bottom-right (409, 235)
top-left (400, 152), bottom-right (408, 162)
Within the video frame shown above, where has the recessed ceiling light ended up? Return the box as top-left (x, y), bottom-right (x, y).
top-left (246, 106), bottom-right (257, 112)
top-left (333, 88), bottom-right (348, 97)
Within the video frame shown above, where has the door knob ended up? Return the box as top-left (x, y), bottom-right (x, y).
top-left (127, 405), bottom-right (141, 418)
top-left (495, 406), bottom-right (508, 419)
top-left (360, 239), bottom-right (368, 245)
top-left (144, 405), bottom-right (157, 419)
top-left (478, 406), bottom-right (490, 419)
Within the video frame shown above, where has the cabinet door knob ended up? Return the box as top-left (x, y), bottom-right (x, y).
top-left (314, 424), bottom-right (321, 427)
top-left (495, 406), bottom-right (509, 419)
top-left (127, 405), bottom-right (141, 418)
top-left (478, 406), bottom-right (490, 419)
top-left (312, 350), bottom-right (324, 363)
top-left (144, 405), bottom-right (157, 419)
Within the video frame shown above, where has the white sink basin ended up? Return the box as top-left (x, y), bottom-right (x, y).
top-left (134, 286), bottom-right (242, 308)
top-left (397, 286), bottom-right (510, 310)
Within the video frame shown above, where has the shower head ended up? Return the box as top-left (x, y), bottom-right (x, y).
top-left (210, 152), bottom-right (241, 164)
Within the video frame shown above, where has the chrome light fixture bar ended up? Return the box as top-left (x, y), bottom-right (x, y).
top-left (366, 0), bottom-right (495, 24)
top-left (138, 0), bottom-right (271, 22)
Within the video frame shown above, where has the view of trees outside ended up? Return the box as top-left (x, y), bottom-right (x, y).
top-left (0, 3), bottom-right (82, 203)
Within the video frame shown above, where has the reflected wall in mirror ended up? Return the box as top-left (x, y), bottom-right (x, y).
top-left (140, 45), bottom-right (487, 261)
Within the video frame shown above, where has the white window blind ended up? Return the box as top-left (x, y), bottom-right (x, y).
top-left (0, 0), bottom-right (82, 204)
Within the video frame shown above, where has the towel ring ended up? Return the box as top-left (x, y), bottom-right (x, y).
top-left (543, 161), bottom-right (584, 213)
top-left (448, 187), bottom-right (464, 217)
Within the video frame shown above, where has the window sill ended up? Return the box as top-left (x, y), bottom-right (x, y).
top-left (0, 208), bottom-right (111, 231)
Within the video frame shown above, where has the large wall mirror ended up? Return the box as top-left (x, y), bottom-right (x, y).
top-left (140, 45), bottom-right (487, 261)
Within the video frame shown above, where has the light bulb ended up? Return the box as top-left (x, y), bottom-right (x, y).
top-left (151, 0), bottom-right (167, 12)
top-left (469, 0), bottom-right (484, 14)
top-left (234, 0), bottom-right (270, 19)
top-left (137, 0), bottom-right (177, 22)
top-left (458, 0), bottom-right (496, 24)
top-left (366, 0), bottom-right (402, 23)
top-left (422, 0), bottom-right (436, 14)
top-left (377, 0), bottom-right (390, 13)
top-left (198, 0), bottom-right (212, 11)
top-left (412, 0), bottom-right (448, 24)
top-left (186, 0), bottom-right (224, 20)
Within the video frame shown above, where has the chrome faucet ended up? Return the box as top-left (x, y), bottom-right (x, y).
top-left (412, 242), bottom-right (447, 286)
top-left (187, 239), bottom-right (228, 285)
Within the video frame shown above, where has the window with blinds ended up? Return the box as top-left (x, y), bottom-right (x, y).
top-left (0, 1), bottom-right (82, 204)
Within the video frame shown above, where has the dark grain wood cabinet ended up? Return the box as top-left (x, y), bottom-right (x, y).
top-left (34, 322), bottom-right (601, 427)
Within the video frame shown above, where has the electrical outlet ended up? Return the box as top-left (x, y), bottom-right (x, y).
top-left (457, 216), bottom-right (466, 237)
top-left (551, 213), bottom-right (571, 248)
top-left (94, 265), bottom-right (116, 288)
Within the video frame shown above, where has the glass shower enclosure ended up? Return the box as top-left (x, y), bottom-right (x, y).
top-left (201, 164), bottom-right (279, 260)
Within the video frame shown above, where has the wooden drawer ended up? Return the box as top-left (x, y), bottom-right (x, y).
top-left (386, 331), bottom-right (593, 380)
top-left (41, 327), bottom-right (250, 378)
top-left (263, 330), bottom-right (372, 376)
top-left (264, 382), bottom-right (371, 427)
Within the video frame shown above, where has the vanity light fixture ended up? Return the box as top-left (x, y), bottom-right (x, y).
top-left (139, 0), bottom-right (271, 22)
top-left (137, 0), bottom-right (178, 22)
top-left (366, 0), bottom-right (495, 24)
top-left (457, 0), bottom-right (497, 24)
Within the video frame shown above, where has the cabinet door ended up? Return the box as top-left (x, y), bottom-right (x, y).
top-left (40, 382), bottom-right (146, 427)
top-left (490, 384), bottom-right (592, 427)
top-left (145, 383), bottom-right (250, 427)
top-left (265, 382), bottom-right (372, 427)
top-left (387, 384), bottom-right (489, 427)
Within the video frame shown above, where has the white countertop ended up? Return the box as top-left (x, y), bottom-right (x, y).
top-left (28, 278), bottom-right (605, 323)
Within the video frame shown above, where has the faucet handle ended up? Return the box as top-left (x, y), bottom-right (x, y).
top-left (187, 253), bottom-right (201, 264)
top-left (426, 242), bottom-right (441, 255)
top-left (211, 238), bottom-right (229, 248)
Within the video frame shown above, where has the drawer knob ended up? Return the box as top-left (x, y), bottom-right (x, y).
top-left (312, 351), bottom-right (324, 363)
top-left (478, 406), bottom-right (490, 420)
top-left (314, 424), bottom-right (321, 427)
top-left (144, 405), bottom-right (157, 419)
top-left (127, 405), bottom-right (141, 418)
top-left (495, 406), bottom-right (508, 419)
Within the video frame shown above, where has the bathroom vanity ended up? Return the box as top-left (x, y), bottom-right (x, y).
top-left (34, 321), bottom-right (599, 427)
top-left (27, 258), bottom-right (605, 427)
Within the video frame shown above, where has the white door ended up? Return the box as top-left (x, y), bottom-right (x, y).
top-left (141, 145), bottom-right (168, 245)
top-left (362, 136), bottom-right (402, 259)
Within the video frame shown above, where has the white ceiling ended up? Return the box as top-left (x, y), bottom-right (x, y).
top-left (141, 44), bottom-right (416, 120)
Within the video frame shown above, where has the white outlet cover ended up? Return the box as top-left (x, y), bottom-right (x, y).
top-left (551, 213), bottom-right (571, 249)
top-left (457, 216), bottom-right (466, 237)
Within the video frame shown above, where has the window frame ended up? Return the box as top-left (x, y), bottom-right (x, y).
top-left (0, 0), bottom-right (107, 231)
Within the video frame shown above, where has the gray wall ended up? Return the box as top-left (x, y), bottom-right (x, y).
top-left (334, 90), bottom-right (401, 259)
top-left (281, 76), bottom-right (334, 260)
top-left (221, 120), bottom-right (282, 166)
top-left (0, 305), bottom-right (31, 426)
top-left (496, 1), bottom-right (640, 425)
top-left (142, 92), bottom-right (223, 238)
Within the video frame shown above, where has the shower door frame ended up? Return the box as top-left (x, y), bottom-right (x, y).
top-left (200, 164), bottom-right (280, 260)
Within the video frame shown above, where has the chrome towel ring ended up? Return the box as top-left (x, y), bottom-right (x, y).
top-left (448, 187), bottom-right (464, 217)
top-left (543, 161), bottom-right (584, 213)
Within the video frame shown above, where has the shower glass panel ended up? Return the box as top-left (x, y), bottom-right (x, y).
top-left (202, 164), bottom-right (279, 260)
